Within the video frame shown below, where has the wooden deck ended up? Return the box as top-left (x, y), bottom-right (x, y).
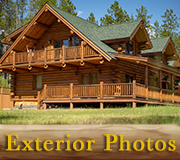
top-left (1, 44), bottom-right (100, 68)
top-left (37, 80), bottom-right (180, 109)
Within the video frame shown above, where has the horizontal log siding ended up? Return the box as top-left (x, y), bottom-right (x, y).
top-left (111, 60), bottom-right (145, 84)
top-left (13, 64), bottom-right (114, 96)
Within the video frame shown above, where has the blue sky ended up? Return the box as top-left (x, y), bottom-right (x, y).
top-left (73, 0), bottom-right (180, 25)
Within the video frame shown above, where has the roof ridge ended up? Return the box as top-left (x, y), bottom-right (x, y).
top-left (98, 20), bottom-right (141, 28)
top-left (48, 3), bottom-right (99, 28)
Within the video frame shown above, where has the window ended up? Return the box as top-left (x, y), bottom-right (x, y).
top-left (54, 40), bottom-right (61, 48)
top-left (63, 39), bottom-right (69, 47)
top-left (82, 73), bottom-right (98, 84)
top-left (72, 37), bottom-right (79, 46)
top-left (125, 74), bottom-right (134, 83)
top-left (35, 75), bottom-right (42, 89)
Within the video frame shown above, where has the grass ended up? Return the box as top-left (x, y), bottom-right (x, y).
top-left (0, 106), bottom-right (180, 124)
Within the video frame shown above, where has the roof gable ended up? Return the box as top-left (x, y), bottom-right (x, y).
top-left (142, 37), bottom-right (170, 54)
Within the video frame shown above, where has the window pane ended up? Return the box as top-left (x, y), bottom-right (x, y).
top-left (82, 74), bottom-right (89, 84)
top-left (54, 41), bottom-right (61, 48)
top-left (72, 38), bottom-right (79, 46)
top-left (63, 40), bottom-right (69, 47)
top-left (36, 76), bottom-right (42, 89)
top-left (91, 73), bottom-right (97, 84)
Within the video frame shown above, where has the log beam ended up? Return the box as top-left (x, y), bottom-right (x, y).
top-left (30, 66), bottom-right (45, 72)
top-left (22, 36), bottom-right (39, 43)
top-left (0, 69), bottom-right (14, 74)
top-left (34, 21), bottom-right (50, 30)
top-left (45, 65), bottom-right (61, 71)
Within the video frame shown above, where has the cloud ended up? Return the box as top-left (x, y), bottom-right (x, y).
top-left (77, 10), bottom-right (83, 16)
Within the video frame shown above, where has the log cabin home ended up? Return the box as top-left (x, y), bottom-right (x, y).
top-left (0, 3), bottom-right (180, 109)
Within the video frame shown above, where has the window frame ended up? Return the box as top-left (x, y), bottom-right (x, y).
top-left (33, 75), bottom-right (42, 90)
top-left (81, 72), bottom-right (98, 85)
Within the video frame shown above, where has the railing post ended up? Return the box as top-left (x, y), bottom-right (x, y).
top-left (44, 47), bottom-right (47, 66)
top-left (133, 80), bottom-right (136, 98)
top-left (160, 90), bottom-right (162, 102)
top-left (37, 91), bottom-right (41, 109)
top-left (146, 86), bottom-right (148, 100)
top-left (62, 45), bottom-right (65, 64)
top-left (29, 49), bottom-right (32, 67)
top-left (172, 91), bottom-right (174, 103)
top-left (44, 84), bottom-right (47, 99)
top-left (100, 82), bottom-right (103, 99)
top-left (13, 51), bottom-right (15, 69)
top-left (81, 42), bottom-right (84, 61)
top-left (70, 83), bottom-right (73, 99)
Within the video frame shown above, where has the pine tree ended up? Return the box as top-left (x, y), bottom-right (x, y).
top-left (160, 9), bottom-right (180, 55)
top-left (135, 5), bottom-right (152, 28)
top-left (59, 0), bottom-right (77, 15)
top-left (86, 12), bottom-right (98, 25)
top-left (100, 1), bottom-right (130, 26)
top-left (160, 9), bottom-right (180, 37)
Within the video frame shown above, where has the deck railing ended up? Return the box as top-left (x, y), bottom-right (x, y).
top-left (37, 81), bottom-right (180, 106)
top-left (2, 45), bottom-right (99, 66)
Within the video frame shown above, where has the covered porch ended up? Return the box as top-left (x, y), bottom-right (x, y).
top-left (38, 81), bottom-right (180, 109)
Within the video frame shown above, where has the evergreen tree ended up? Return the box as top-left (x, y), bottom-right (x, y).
top-left (100, 1), bottom-right (130, 26)
top-left (24, 0), bottom-right (57, 23)
top-left (160, 9), bottom-right (180, 37)
top-left (59, 0), bottom-right (77, 15)
top-left (86, 12), bottom-right (98, 25)
top-left (135, 5), bottom-right (153, 28)
top-left (160, 9), bottom-right (180, 55)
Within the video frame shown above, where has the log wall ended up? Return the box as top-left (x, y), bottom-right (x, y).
top-left (12, 64), bottom-right (114, 96)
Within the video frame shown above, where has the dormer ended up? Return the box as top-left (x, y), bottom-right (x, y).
top-left (98, 20), bottom-right (152, 56)
top-left (141, 37), bottom-right (177, 65)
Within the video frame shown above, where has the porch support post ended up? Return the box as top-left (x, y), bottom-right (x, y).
top-left (133, 80), bottom-right (136, 99)
top-left (43, 103), bottom-right (47, 110)
top-left (37, 91), bottom-right (41, 109)
top-left (145, 104), bottom-right (148, 107)
top-left (100, 82), bottom-right (103, 99)
top-left (132, 102), bottom-right (136, 108)
top-left (70, 102), bottom-right (73, 109)
top-left (70, 83), bottom-right (73, 99)
top-left (44, 84), bottom-right (47, 99)
top-left (159, 70), bottom-right (162, 101)
top-left (145, 66), bottom-right (148, 100)
top-left (100, 102), bottom-right (103, 109)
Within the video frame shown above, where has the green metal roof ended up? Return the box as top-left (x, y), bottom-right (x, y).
top-left (48, 4), bottom-right (142, 59)
top-left (142, 37), bottom-right (170, 54)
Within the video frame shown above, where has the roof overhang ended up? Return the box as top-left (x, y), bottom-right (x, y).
top-left (2, 23), bottom-right (28, 45)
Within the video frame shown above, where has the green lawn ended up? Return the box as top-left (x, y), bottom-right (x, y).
top-left (0, 106), bottom-right (180, 124)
